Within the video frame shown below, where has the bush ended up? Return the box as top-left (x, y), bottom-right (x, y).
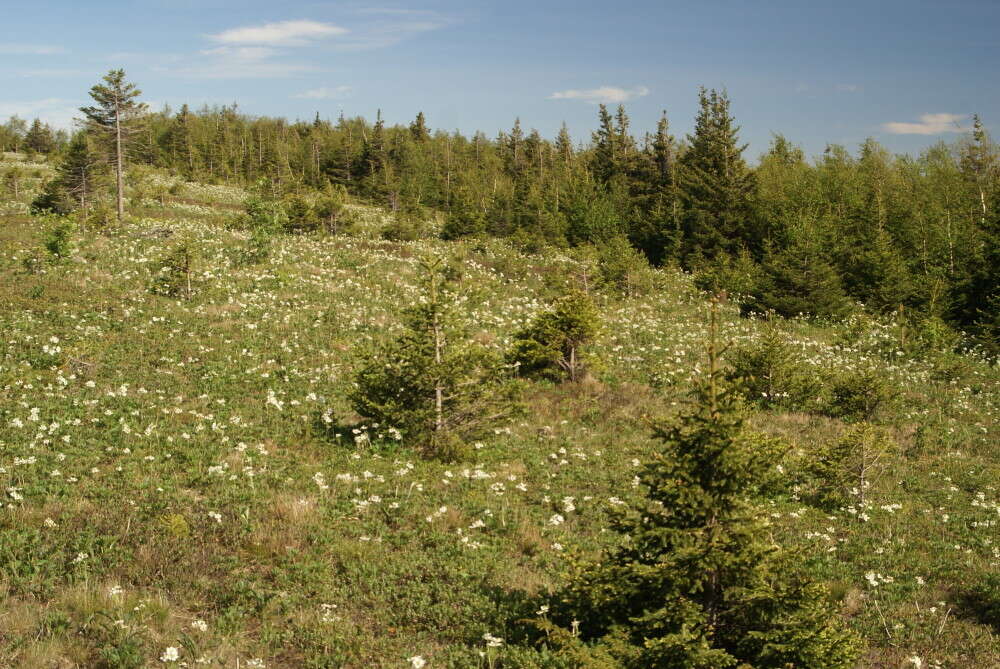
top-left (315, 191), bottom-right (349, 234)
top-left (693, 248), bottom-right (761, 300)
top-left (509, 291), bottom-right (600, 382)
top-left (282, 195), bottom-right (319, 233)
top-left (150, 241), bottom-right (197, 298)
top-left (349, 256), bottom-right (518, 459)
top-left (381, 213), bottom-right (429, 242)
top-left (823, 368), bottom-right (893, 421)
top-left (744, 236), bottom-right (854, 320)
top-left (961, 574), bottom-right (1000, 631)
top-left (597, 236), bottom-right (655, 297)
top-left (84, 202), bottom-right (116, 229)
top-left (441, 208), bottom-right (487, 240)
top-left (31, 180), bottom-right (76, 215)
top-left (726, 324), bottom-right (824, 411)
top-left (44, 220), bottom-right (75, 260)
top-left (239, 187), bottom-right (287, 263)
top-left (804, 422), bottom-right (893, 510)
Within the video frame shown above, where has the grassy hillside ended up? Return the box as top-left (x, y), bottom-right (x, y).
top-left (1, 157), bottom-right (998, 668)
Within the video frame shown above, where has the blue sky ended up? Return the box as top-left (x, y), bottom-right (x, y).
top-left (1, 0), bottom-right (997, 160)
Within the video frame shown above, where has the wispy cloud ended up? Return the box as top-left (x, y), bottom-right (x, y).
top-left (883, 113), bottom-right (967, 135)
top-left (0, 98), bottom-right (80, 129)
top-left (0, 44), bottom-right (67, 55)
top-left (332, 10), bottom-right (455, 51)
top-left (836, 83), bottom-right (860, 93)
top-left (174, 13), bottom-right (452, 79)
top-left (549, 85), bottom-right (650, 104)
top-left (208, 19), bottom-right (347, 46)
top-left (201, 46), bottom-right (279, 60)
top-left (176, 45), bottom-right (317, 79)
top-left (294, 86), bottom-right (352, 100)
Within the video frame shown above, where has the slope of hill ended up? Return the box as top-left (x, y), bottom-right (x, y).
top-left (1, 158), bottom-right (998, 668)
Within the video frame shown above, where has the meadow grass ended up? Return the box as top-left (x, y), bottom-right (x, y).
top-left (1, 160), bottom-right (998, 668)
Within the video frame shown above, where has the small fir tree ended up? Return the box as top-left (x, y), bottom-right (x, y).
top-left (31, 133), bottom-right (99, 215)
top-left (746, 229), bottom-right (853, 320)
top-left (535, 304), bottom-right (860, 668)
top-left (350, 256), bottom-right (518, 459)
top-left (726, 320), bottom-right (823, 411)
top-left (508, 291), bottom-right (600, 382)
top-left (239, 180), bottom-right (288, 263)
top-left (151, 241), bottom-right (198, 299)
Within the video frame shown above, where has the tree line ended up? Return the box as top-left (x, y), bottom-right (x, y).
top-left (14, 71), bottom-right (1000, 354)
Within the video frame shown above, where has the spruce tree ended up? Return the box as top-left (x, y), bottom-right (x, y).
top-left (350, 256), bottom-right (518, 459)
top-left (31, 133), bottom-right (98, 215)
top-left (678, 88), bottom-right (756, 264)
top-left (24, 118), bottom-right (55, 154)
top-left (538, 305), bottom-right (860, 667)
top-left (409, 111), bottom-right (430, 142)
top-left (80, 69), bottom-right (148, 222)
top-left (508, 290), bottom-right (600, 382)
top-left (591, 104), bottom-right (617, 185)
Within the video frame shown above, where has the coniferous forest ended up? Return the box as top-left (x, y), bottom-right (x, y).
top-left (0, 67), bottom-right (998, 668)
top-left (5, 86), bottom-right (997, 353)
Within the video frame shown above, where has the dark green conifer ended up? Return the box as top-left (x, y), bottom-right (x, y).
top-left (537, 305), bottom-right (861, 668)
top-left (679, 88), bottom-right (756, 264)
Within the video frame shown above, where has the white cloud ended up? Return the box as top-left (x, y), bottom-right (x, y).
top-left (0, 44), bottom-right (67, 55)
top-left (200, 46), bottom-right (279, 61)
top-left (174, 45), bottom-right (315, 79)
top-left (294, 86), bottom-right (353, 100)
top-left (883, 113), bottom-right (967, 135)
top-left (549, 85), bottom-right (650, 104)
top-left (0, 98), bottom-right (80, 129)
top-left (331, 11), bottom-right (454, 51)
top-left (209, 20), bottom-right (347, 46)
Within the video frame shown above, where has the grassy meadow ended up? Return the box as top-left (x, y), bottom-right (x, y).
top-left (1, 153), bottom-right (999, 668)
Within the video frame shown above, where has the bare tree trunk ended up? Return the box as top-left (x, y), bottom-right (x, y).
top-left (433, 286), bottom-right (444, 435)
top-left (115, 105), bottom-right (124, 222)
top-left (980, 186), bottom-right (988, 227)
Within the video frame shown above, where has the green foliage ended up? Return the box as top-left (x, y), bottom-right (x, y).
top-left (150, 240), bottom-right (198, 298)
top-left (84, 201), bottom-right (116, 229)
top-left (382, 212), bottom-right (430, 242)
top-left (441, 207), bottom-right (488, 240)
top-left (80, 69), bottom-right (148, 222)
top-left (31, 180), bottom-right (74, 216)
top-left (31, 133), bottom-right (100, 215)
top-left (692, 248), bottom-right (762, 299)
top-left (596, 236), bottom-right (655, 296)
top-left (315, 188), bottom-right (349, 234)
top-left (678, 88), bottom-right (758, 263)
top-left (726, 324), bottom-right (823, 411)
top-left (536, 312), bottom-right (860, 667)
top-left (745, 231), bottom-right (854, 320)
top-left (44, 220), bottom-right (75, 260)
top-left (239, 183), bottom-right (287, 263)
top-left (803, 423), bottom-right (893, 510)
top-left (282, 195), bottom-right (317, 232)
top-left (508, 291), bottom-right (601, 382)
top-left (349, 256), bottom-right (518, 459)
top-left (823, 368), bottom-right (893, 422)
